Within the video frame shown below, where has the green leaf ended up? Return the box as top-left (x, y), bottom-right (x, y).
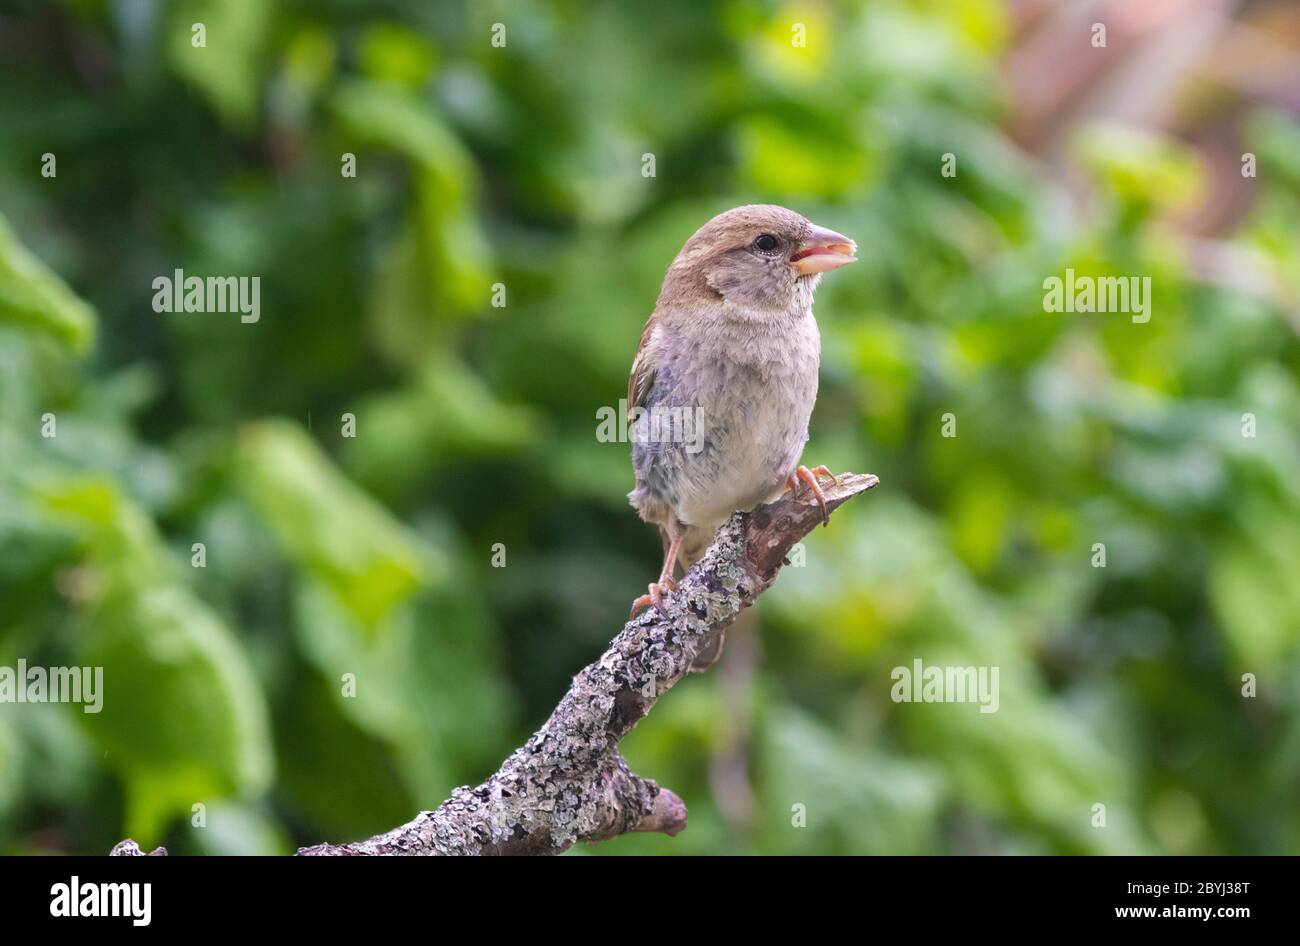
top-left (238, 420), bottom-right (433, 630)
top-left (0, 213), bottom-right (95, 353)
top-left (291, 535), bottom-right (514, 804)
top-left (1246, 109), bottom-right (1300, 192)
top-left (0, 715), bottom-right (22, 818)
top-left (1072, 122), bottom-right (1203, 211)
top-left (1210, 498), bottom-right (1300, 667)
top-left (760, 708), bottom-right (944, 855)
top-left (736, 116), bottom-right (878, 199)
top-left (165, 0), bottom-right (274, 126)
top-left (343, 354), bottom-right (538, 496)
top-left (333, 80), bottom-right (494, 343)
top-left (358, 23), bottom-right (438, 88)
top-left (36, 478), bottom-right (168, 587)
top-left (36, 477), bottom-right (272, 846)
top-left (83, 585), bottom-right (274, 845)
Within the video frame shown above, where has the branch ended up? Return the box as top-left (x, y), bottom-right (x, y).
top-left (112, 473), bottom-right (879, 857)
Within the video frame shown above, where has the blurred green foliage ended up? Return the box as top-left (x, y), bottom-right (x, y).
top-left (0, 0), bottom-right (1298, 855)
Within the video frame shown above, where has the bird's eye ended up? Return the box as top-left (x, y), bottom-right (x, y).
top-left (753, 234), bottom-right (779, 253)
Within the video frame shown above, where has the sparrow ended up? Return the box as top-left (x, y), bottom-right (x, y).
top-left (626, 204), bottom-right (856, 616)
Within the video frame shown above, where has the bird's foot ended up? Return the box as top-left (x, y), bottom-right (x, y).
top-left (786, 464), bottom-right (837, 527)
top-left (629, 577), bottom-right (678, 618)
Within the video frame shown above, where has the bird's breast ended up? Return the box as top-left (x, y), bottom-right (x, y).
top-left (638, 311), bottom-right (821, 527)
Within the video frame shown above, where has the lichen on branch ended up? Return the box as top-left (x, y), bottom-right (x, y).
top-left (113, 473), bottom-right (879, 857)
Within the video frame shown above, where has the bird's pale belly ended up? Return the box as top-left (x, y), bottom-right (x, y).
top-left (629, 310), bottom-right (821, 533)
top-left (670, 377), bottom-right (814, 528)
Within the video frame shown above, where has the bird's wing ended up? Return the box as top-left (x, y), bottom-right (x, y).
top-left (626, 315), bottom-right (658, 420)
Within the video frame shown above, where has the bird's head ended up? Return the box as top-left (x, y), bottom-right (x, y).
top-left (661, 204), bottom-right (856, 316)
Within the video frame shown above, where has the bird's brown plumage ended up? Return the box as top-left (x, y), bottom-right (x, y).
top-left (625, 204), bottom-right (855, 614)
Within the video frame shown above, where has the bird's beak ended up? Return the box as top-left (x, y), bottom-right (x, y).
top-left (790, 224), bottom-right (857, 276)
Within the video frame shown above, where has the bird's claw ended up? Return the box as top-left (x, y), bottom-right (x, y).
top-left (629, 577), bottom-right (677, 618)
top-left (786, 464), bottom-right (836, 526)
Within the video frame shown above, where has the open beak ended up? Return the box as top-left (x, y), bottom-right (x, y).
top-left (790, 223), bottom-right (857, 276)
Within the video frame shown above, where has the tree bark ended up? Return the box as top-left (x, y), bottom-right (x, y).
top-left (111, 472), bottom-right (878, 857)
